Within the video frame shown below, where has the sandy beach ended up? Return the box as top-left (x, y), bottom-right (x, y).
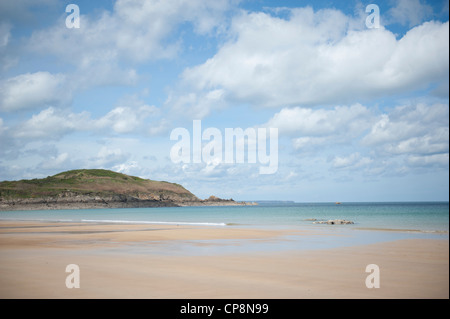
top-left (0, 220), bottom-right (448, 299)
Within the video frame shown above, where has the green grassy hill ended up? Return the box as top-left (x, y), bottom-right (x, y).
top-left (0, 169), bottom-right (198, 202)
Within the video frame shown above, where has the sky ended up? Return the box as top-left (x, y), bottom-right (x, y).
top-left (0, 0), bottom-right (448, 202)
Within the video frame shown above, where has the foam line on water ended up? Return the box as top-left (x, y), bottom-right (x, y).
top-left (0, 217), bottom-right (228, 226)
top-left (80, 219), bottom-right (227, 226)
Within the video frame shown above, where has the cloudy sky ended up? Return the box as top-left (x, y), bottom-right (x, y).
top-left (0, 0), bottom-right (448, 202)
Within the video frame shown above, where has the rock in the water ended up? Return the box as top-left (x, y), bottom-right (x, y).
top-left (313, 219), bottom-right (354, 225)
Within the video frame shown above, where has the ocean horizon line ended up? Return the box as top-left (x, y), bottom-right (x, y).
top-left (248, 200), bottom-right (449, 204)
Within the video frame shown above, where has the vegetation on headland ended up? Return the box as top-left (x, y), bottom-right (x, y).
top-left (0, 169), bottom-right (255, 210)
top-left (0, 169), bottom-right (193, 200)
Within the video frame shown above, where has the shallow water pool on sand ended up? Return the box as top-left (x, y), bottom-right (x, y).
top-left (97, 226), bottom-right (449, 256)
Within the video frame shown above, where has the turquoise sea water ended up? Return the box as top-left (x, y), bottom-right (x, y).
top-left (0, 202), bottom-right (448, 254)
top-left (0, 201), bottom-right (448, 232)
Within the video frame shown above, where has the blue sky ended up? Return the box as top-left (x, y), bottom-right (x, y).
top-left (0, 0), bottom-right (448, 202)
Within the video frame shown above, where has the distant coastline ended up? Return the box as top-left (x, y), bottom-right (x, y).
top-left (253, 200), bottom-right (296, 204)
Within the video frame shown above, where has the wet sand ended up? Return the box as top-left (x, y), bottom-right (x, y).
top-left (0, 221), bottom-right (448, 298)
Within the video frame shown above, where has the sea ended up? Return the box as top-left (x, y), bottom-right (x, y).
top-left (0, 201), bottom-right (448, 254)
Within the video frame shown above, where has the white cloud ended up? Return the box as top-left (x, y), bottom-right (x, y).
top-left (377, 21), bottom-right (449, 88)
top-left (96, 105), bottom-right (158, 134)
top-left (9, 101), bottom-right (160, 141)
top-left (265, 101), bottom-right (448, 177)
top-left (264, 104), bottom-right (374, 154)
top-left (113, 161), bottom-right (140, 175)
top-left (39, 152), bottom-right (70, 170)
top-left (265, 104), bottom-right (372, 137)
top-left (264, 101), bottom-right (448, 169)
top-left (292, 136), bottom-right (327, 149)
top-left (20, 0), bottom-right (234, 109)
top-left (167, 88), bottom-right (226, 119)
top-left (362, 103), bottom-right (449, 154)
top-left (407, 153), bottom-right (449, 168)
top-left (332, 152), bottom-right (373, 170)
top-left (386, 0), bottom-right (434, 27)
top-left (384, 130), bottom-right (449, 155)
top-left (12, 107), bottom-right (90, 139)
top-left (29, 0), bottom-right (234, 66)
top-left (0, 72), bottom-right (68, 111)
top-left (176, 9), bottom-right (448, 112)
top-left (88, 146), bottom-right (128, 168)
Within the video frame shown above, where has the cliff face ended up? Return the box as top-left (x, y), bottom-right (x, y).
top-left (0, 169), bottom-right (256, 211)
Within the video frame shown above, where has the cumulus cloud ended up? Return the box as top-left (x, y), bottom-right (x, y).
top-left (264, 104), bottom-right (374, 153)
top-left (96, 105), bottom-right (158, 134)
top-left (16, 0), bottom-right (234, 112)
top-left (362, 103), bottom-right (449, 156)
top-left (264, 101), bottom-right (448, 175)
top-left (12, 107), bottom-right (89, 140)
top-left (332, 152), bottom-right (373, 170)
top-left (38, 152), bottom-right (70, 170)
top-left (7, 100), bottom-right (159, 144)
top-left (265, 104), bottom-right (372, 137)
top-left (0, 72), bottom-right (69, 112)
top-left (406, 153), bottom-right (449, 168)
top-left (88, 146), bottom-right (129, 168)
top-left (348, 103), bottom-right (448, 172)
top-left (29, 0), bottom-right (234, 66)
top-left (167, 89), bottom-right (227, 119)
top-left (174, 8), bottom-right (448, 113)
top-left (113, 161), bottom-right (141, 176)
top-left (386, 0), bottom-right (434, 27)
